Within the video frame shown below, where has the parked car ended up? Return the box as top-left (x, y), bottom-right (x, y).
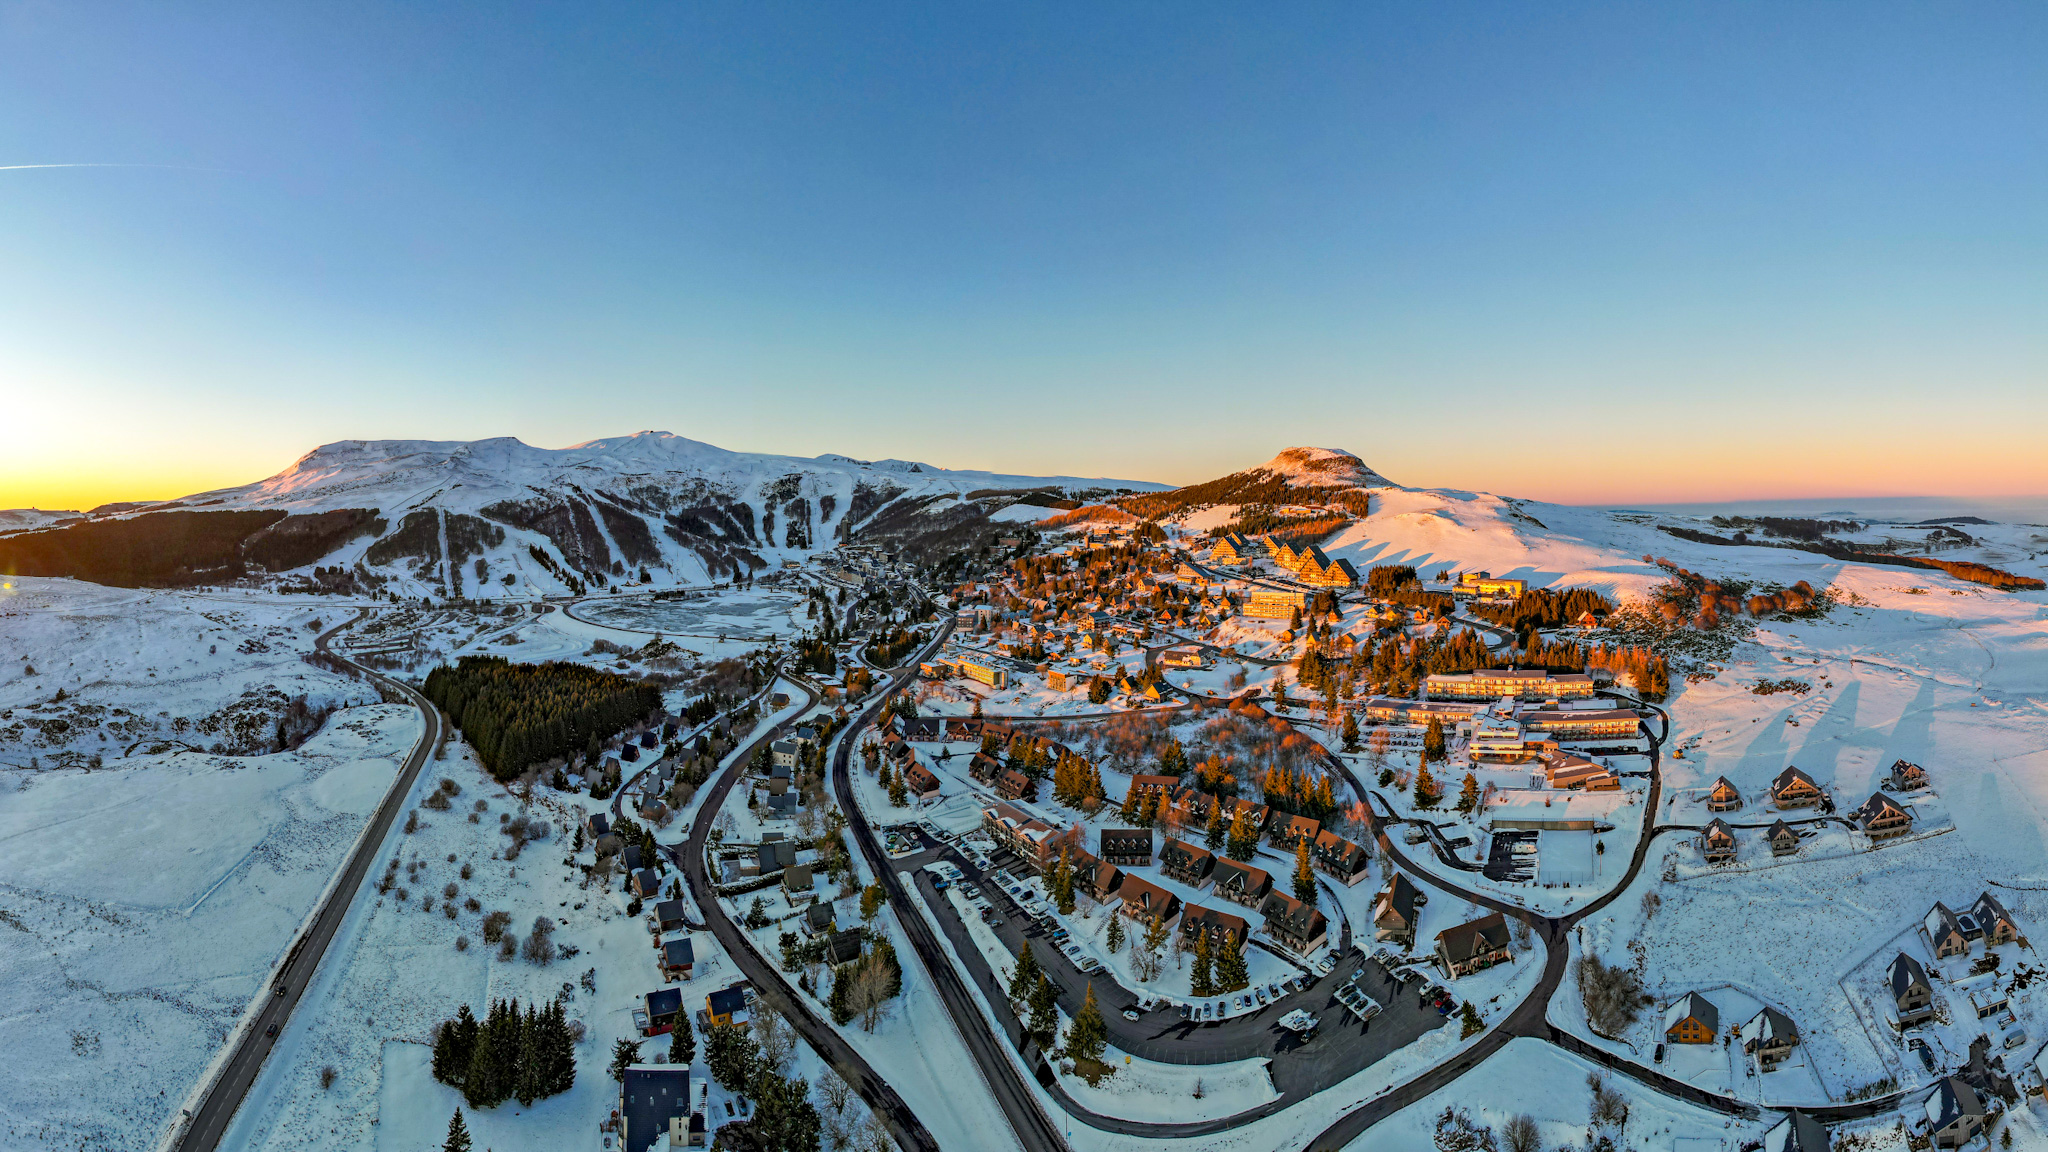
top-left (1122, 1008), bottom-right (1142, 1022)
top-left (1253, 987), bottom-right (1269, 1006)
top-left (1178, 1003), bottom-right (1193, 1020)
top-left (1652, 1043), bottom-right (1665, 1064)
top-left (1267, 982), bottom-right (1284, 1001)
top-left (1312, 954), bottom-right (1336, 976)
top-left (1910, 1038), bottom-right (1936, 1074)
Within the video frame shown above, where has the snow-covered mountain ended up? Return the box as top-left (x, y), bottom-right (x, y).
top-left (116, 431), bottom-right (1166, 593)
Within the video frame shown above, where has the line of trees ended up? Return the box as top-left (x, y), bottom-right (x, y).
top-left (422, 656), bottom-right (661, 780)
top-left (430, 999), bottom-right (577, 1108)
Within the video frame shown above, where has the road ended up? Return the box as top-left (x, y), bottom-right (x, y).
top-left (172, 611), bottom-right (443, 1152)
top-left (674, 671), bottom-right (946, 1152)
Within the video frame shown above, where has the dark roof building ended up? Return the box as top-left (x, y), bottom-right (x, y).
top-left (1098, 828), bottom-right (1153, 866)
top-left (1210, 859), bottom-right (1273, 908)
top-left (1435, 912), bottom-right (1512, 978)
top-left (619, 1065), bottom-right (691, 1152)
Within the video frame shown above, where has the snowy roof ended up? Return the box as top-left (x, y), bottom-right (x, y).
top-left (620, 1065), bottom-right (690, 1152)
top-left (1890, 952), bottom-right (1930, 1000)
top-left (1763, 1112), bottom-right (1829, 1152)
top-left (1665, 992), bottom-right (1719, 1034)
top-left (1927, 1077), bottom-right (1984, 1131)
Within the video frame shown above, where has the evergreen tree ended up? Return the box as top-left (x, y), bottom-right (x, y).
top-left (704, 1021), bottom-right (760, 1092)
top-left (1226, 808), bottom-right (1258, 861)
top-left (1204, 803), bottom-right (1226, 851)
top-left (1064, 984), bottom-right (1108, 1064)
top-left (433, 1004), bottom-right (478, 1087)
top-left (540, 1000), bottom-right (577, 1098)
top-left (1191, 930), bottom-right (1214, 996)
top-left (1293, 840), bottom-right (1318, 906)
top-left (607, 1036), bottom-right (641, 1084)
top-left (1414, 764), bottom-right (1440, 809)
top-left (1141, 912), bottom-right (1171, 966)
top-left (1457, 772), bottom-right (1479, 814)
top-left (1027, 975), bottom-right (1059, 1050)
top-left (1341, 709), bottom-right (1360, 752)
top-left (1008, 942), bottom-right (1040, 1004)
top-left (1105, 914), bottom-right (1125, 955)
top-left (443, 1108), bottom-right (472, 1152)
top-left (515, 1002), bottom-right (544, 1106)
top-left (1423, 716), bottom-right (1447, 764)
top-left (887, 769), bottom-right (907, 807)
top-left (1215, 935), bottom-right (1250, 992)
top-left (860, 882), bottom-right (885, 921)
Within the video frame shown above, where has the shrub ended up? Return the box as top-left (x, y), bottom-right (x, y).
top-left (320, 1066), bottom-right (337, 1090)
top-left (499, 933), bottom-right (519, 960)
top-left (423, 791), bottom-right (451, 811)
top-left (461, 863), bottom-right (474, 880)
top-left (444, 882), bottom-right (459, 899)
top-left (465, 897), bottom-right (481, 913)
top-left (481, 910), bottom-right (513, 943)
top-left (456, 935), bottom-right (470, 951)
top-left (443, 903), bottom-right (458, 920)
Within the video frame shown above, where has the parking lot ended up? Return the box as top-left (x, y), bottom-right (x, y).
top-left (1483, 830), bottom-right (1538, 881)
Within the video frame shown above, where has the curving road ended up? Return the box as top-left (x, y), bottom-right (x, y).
top-left (172, 611), bottom-right (443, 1152)
top-left (673, 671), bottom-right (948, 1152)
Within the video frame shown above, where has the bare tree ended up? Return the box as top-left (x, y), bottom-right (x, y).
top-left (818, 1065), bottom-right (853, 1115)
top-left (849, 959), bottom-right (897, 1032)
top-left (751, 1004), bottom-right (797, 1072)
top-left (858, 1109), bottom-right (896, 1152)
top-left (1502, 1113), bottom-right (1540, 1152)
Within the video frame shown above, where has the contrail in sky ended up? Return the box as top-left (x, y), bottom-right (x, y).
top-left (0, 163), bottom-right (231, 172)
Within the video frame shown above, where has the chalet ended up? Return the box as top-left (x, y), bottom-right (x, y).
top-left (585, 812), bottom-right (612, 839)
top-left (1259, 892), bottom-right (1329, 954)
top-left (968, 751), bottom-right (1003, 786)
top-left (766, 792), bottom-right (798, 816)
top-left (1435, 912), bottom-right (1512, 978)
top-left (1770, 766), bottom-right (1824, 810)
top-left (632, 868), bottom-right (663, 899)
top-left (757, 839), bottom-right (798, 873)
top-left (1707, 777), bottom-right (1743, 813)
top-left (704, 983), bottom-right (750, 1028)
top-left (1127, 774), bottom-right (1179, 805)
top-left (1763, 1112), bottom-right (1830, 1152)
top-left (772, 740), bottom-right (799, 770)
top-left (1268, 813), bottom-right (1321, 850)
top-left (1373, 873), bottom-right (1424, 946)
top-left (654, 899), bottom-right (690, 934)
top-left (1926, 1077), bottom-right (1987, 1149)
top-left (903, 762), bottom-right (942, 800)
top-left (1098, 828), bottom-right (1153, 866)
top-left (1209, 859), bottom-right (1273, 908)
top-left (1927, 902), bottom-right (1972, 959)
top-left (782, 863), bottom-right (815, 897)
top-left (1312, 830), bottom-right (1370, 885)
top-left (1665, 992), bottom-right (1719, 1045)
top-left (619, 1065), bottom-right (691, 1152)
top-left (1075, 856), bottom-right (1124, 902)
top-left (994, 769), bottom-right (1037, 802)
top-left (641, 987), bottom-right (682, 1036)
top-left (802, 901), bottom-right (835, 938)
top-left (823, 929), bottom-right (865, 966)
top-left (1159, 646), bottom-right (1205, 669)
top-left (981, 803), bottom-right (1083, 872)
top-left (1973, 891), bottom-right (2020, 947)
top-left (1702, 819), bottom-right (1737, 865)
top-left (1889, 952), bottom-right (1935, 1027)
top-left (1179, 904), bottom-right (1250, 953)
top-left (1767, 820), bottom-right (1800, 856)
top-left (1741, 1006), bottom-right (1800, 1071)
top-left (622, 844), bottom-right (646, 873)
top-left (1889, 759), bottom-right (1930, 792)
top-left (659, 936), bottom-right (696, 981)
top-left (1851, 792), bottom-right (1912, 841)
top-left (1159, 838), bottom-right (1217, 886)
top-left (635, 797), bottom-right (668, 823)
top-left (1116, 875), bottom-right (1181, 927)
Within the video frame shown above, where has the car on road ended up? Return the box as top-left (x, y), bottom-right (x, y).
top-left (1122, 1008), bottom-right (1142, 1022)
top-left (265, 1022), bottom-right (279, 1038)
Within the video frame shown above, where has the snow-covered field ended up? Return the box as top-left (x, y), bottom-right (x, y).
top-left (0, 704), bottom-right (418, 1151)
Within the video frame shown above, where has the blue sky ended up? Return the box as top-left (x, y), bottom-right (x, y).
top-left (2, 2), bottom-right (2043, 509)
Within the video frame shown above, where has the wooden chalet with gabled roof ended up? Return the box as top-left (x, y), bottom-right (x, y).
top-left (903, 761), bottom-right (942, 800)
top-left (1434, 912), bottom-right (1511, 978)
top-left (1888, 759), bottom-right (1929, 792)
top-left (1158, 837), bottom-right (1216, 886)
top-left (1741, 1006), bottom-right (1799, 1071)
top-left (1258, 891), bottom-right (1329, 954)
top-left (1178, 903), bottom-right (1249, 953)
top-left (1926, 901), bottom-right (1971, 959)
top-left (1268, 813), bottom-right (1321, 849)
top-left (1126, 773), bottom-right (1179, 806)
top-left (1888, 952), bottom-right (1935, 1027)
top-left (1209, 858), bottom-right (1272, 908)
top-left (1707, 776), bottom-right (1743, 813)
top-left (1767, 819), bottom-right (1800, 856)
top-left (1850, 791), bottom-right (1912, 841)
top-left (1664, 992), bottom-right (1719, 1044)
top-left (1373, 872), bottom-right (1424, 946)
top-left (1312, 829), bottom-right (1370, 885)
top-left (1928, 1077), bottom-right (1987, 1149)
top-left (1097, 827), bottom-right (1153, 866)
top-left (1971, 891), bottom-right (2020, 947)
top-left (1702, 818), bottom-right (1737, 865)
top-left (1116, 875), bottom-right (1181, 927)
top-left (1770, 766), bottom-right (1825, 810)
